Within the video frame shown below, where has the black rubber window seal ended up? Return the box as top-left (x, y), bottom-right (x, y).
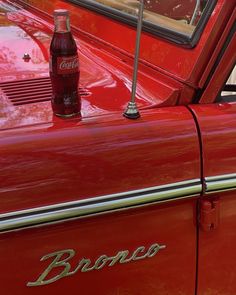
top-left (194, 21), bottom-right (236, 104)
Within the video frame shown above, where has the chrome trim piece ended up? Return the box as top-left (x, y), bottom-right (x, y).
top-left (0, 179), bottom-right (201, 232)
top-left (190, 0), bottom-right (201, 25)
top-left (206, 173), bottom-right (236, 193)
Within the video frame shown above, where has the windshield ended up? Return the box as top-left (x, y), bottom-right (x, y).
top-left (82, 0), bottom-right (213, 42)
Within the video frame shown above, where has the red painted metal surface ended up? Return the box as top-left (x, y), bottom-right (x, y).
top-left (200, 199), bottom-right (220, 232)
top-left (0, 0), bottom-right (184, 128)
top-left (190, 103), bottom-right (236, 294)
top-left (0, 198), bottom-right (197, 295)
top-left (190, 103), bottom-right (236, 178)
top-left (198, 7), bottom-right (236, 91)
top-left (16, 0), bottom-right (235, 89)
top-left (199, 13), bottom-right (236, 103)
top-left (0, 1), bottom-right (200, 217)
top-left (0, 107), bottom-right (200, 214)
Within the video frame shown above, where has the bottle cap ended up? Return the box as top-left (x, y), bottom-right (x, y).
top-left (54, 9), bottom-right (69, 16)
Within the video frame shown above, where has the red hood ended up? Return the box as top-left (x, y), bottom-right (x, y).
top-left (0, 0), bottom-right (181, 130)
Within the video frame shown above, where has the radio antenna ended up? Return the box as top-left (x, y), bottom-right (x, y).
top-left (123, 0), bottom-right (144, 119)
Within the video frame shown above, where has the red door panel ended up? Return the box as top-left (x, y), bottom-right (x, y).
top-left (0, 199), bottom-right (197, 295)
top-left (191, 103), bottom-right (236, 295)
top-left (0, 106), bottom-right (200, 294)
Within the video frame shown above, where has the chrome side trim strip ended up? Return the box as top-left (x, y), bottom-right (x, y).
top-left (206, 173), bottom-right (236, 193)
top-left (0, 179), bottom-right (201, 232)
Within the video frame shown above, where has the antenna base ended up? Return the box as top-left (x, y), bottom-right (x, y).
top-left (123, 102), bottom-right (140, 119)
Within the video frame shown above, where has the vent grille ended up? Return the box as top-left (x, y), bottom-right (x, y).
top-left (0, 77), bottom-right (90, 106)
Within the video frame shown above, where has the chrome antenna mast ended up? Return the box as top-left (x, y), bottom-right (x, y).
top-left (123, 0), bottom-right (144, 119)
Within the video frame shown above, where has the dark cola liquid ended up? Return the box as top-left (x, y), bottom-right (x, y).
top-left (50, 31), bottom-right (80, 117)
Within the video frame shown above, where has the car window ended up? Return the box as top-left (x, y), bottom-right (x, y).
top-left (74, 0), bottom-right (216, 46)
top-left (218, 65), bottom-right (236, 102)
top-left (90, 0), bottom-right (211, 37)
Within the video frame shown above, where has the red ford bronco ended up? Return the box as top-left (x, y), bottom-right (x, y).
top-left (0, 0), bottom-right (235, 294)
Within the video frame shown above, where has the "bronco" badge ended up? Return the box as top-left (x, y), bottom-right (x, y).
top-left (27, 243), bottom-right (166, 287)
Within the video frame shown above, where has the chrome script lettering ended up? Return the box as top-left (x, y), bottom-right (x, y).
top-left (27, 243), bottom-right (166, 287)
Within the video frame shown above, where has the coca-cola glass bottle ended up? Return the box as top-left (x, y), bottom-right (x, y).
top-left (50, 9), bottom-right (80, 117)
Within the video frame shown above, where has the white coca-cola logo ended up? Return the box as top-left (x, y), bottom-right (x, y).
top-left (59, 58), bottom-right (78, 70)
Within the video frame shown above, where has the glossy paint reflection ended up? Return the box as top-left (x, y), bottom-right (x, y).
top-left (0, 2), bottom-right (50, 82)
top-left (0, 107), bottom-right (200, 213)
top-left (0, 0), bottom-right (182, 129)
top-left (198, 193), bottom-right (236, 295)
